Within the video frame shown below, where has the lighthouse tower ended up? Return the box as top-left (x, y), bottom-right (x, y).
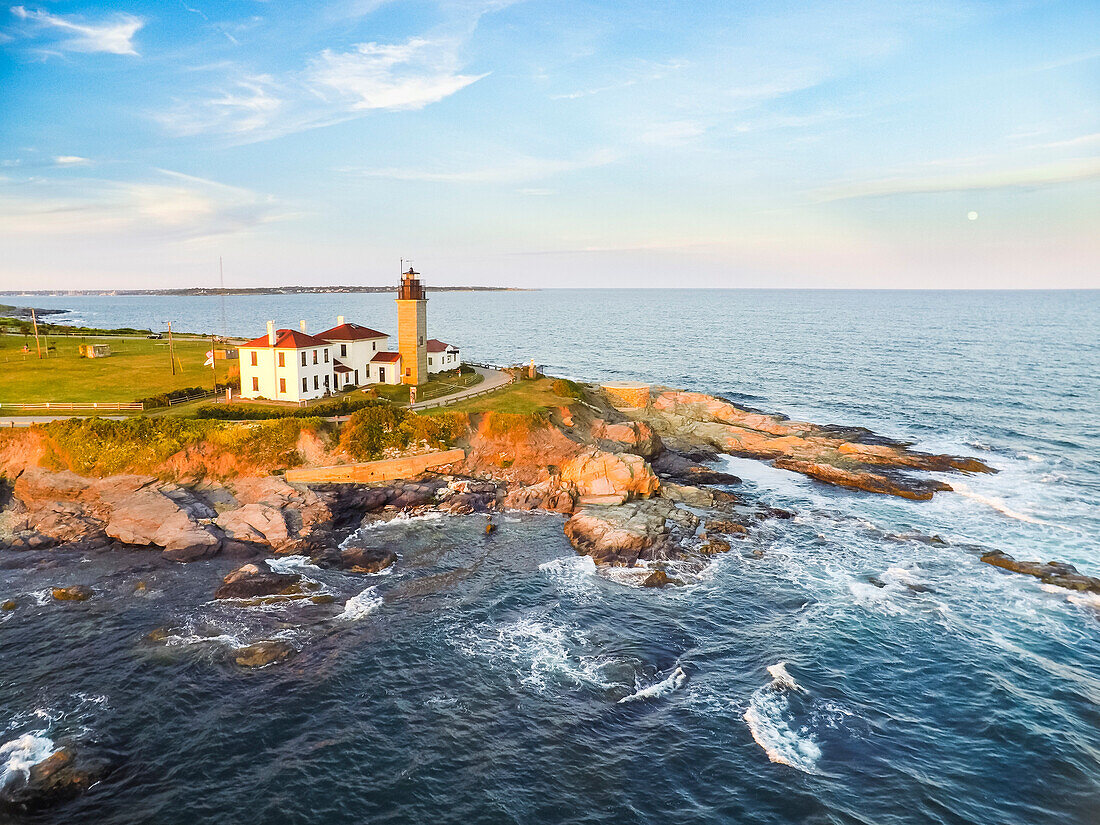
top-left (396, 266), bottom-right (428, 386)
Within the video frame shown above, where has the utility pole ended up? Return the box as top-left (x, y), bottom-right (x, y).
top-left (167, 321), bottom-right (176, 375)
top-left (30, 309), bottom-right (42, 359)
top-left (210, 333), bottom-right (218, 392)
top-left (219, 256), bottom-right (228, 339)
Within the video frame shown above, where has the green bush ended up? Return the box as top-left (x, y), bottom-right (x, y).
top-left (36, 416), bottom-right (320, 476)
top-left (551, 378), bottom-right (584, 399)
top-left (338, 407), bottom-right (465, 461)
top-left (195, 396), bottom-right (388, 420)
top-left (139, 386), bottom-right (210, 409)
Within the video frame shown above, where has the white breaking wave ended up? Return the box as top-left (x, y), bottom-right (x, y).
top-left (456, 615), bottom-right (620, 693)
top-left (0, 733), bottom-right (55, 789)
top-left (339, 586), bottom-right (382, 620)
top-left (539, 555), bottom-right (598, 598)
top-left (952, 482), bottom-right (1044, 525)
top-left (265, 555), bottom-right (320, 574)
top-left (743, 662), bottom-right (822, 774)
top-left (619, 666), bottom-right (688, 703)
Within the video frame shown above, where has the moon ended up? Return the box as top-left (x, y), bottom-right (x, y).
top-left (967, 211), bottom-right (979, 221)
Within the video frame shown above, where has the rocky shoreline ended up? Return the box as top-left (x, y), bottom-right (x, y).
top-left (6, 379), bottom-right (1090, 811)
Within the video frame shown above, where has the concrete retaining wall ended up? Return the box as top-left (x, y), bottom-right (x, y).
top-left (285, 448), bottom-right (465, 484)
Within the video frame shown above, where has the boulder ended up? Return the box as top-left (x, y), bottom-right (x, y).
top-left (214, 563), bottom-right (301, 600)
top-left (51, 585), bottom-right (92, 602)
top-left (659, 482), bottom-right (714, 508)
top-left (593, 420), bottom-right (663, 458)
top-left (561, 449), bottom-right (660, 502)
top-left (2, 599), bottom-right (16, 611)
top-left (642, 569), bottom-right (671, 587)
top-left (216, 504), bottom-right (290, 549)
top-left (563, 501), bottom-right (671, 565)
top-left (981, 551), bottom-right (1100, 594)
top-left (234, 640), bottom-right (296, 668)
top-left (705, 518), bottom-right (750, 536)
top-left (339, 546), bottom-right (397, 574)
top-left (162, 530), bottom-right (222, 563)
top-left (502, 479), bottom-right (575, 513)
top-left (698, 537), bottom-right (731, 554)
top-left (0, 745), bottom-right (105, 810)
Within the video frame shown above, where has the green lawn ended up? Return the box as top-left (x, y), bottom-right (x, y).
top-left (0, 333), bottom-right (239, 404)
top-left (370, 369), bottom-right (483, 404)
top-left (424, 377), bottom-right (575, 415)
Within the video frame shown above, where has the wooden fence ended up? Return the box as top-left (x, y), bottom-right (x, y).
top-left (0, 401), bottom-right (144, 412)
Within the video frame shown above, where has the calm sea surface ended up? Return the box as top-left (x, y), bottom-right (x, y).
top-left (2, 289), bottom-right (1099, 824)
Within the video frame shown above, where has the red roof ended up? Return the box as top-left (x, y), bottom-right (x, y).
top-left (426, 338), bottom-right (458, 353)
top-left (319, 322), bottom-right (388, 341)
top-left (241, 329), bottom-right (333, 349)
top-left (371, 352), bottom-right (402, 363)
top-left (333, 360), bottom-right (352, 374)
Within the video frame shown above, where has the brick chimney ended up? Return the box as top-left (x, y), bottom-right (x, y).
top-left (337, 315), bottom-right (345, 325)
top-left (299, 320), bottom-right (307, 332)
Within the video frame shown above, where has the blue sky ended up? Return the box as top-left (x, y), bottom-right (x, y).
top-left (1, 0), bottom-right (1097, 289)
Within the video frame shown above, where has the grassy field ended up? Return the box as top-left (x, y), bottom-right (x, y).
top-left (424, 377), bottom-right (575, 415)
top-left (0, 333), bottom-right (238, 404)
top-left (370, 369), bottom-right (484, 404)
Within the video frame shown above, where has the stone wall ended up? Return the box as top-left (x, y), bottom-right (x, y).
top-left (601, 382), bottom-right (651, 410)
top-left (284, 448), bottom-right (465, 484)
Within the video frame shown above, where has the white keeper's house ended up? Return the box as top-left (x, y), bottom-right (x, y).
top-left (236, 269), bottom-right (462, 402)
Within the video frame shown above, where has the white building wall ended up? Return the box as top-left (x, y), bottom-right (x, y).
top-left (327, 336), bottom-right (389, 386)
top-left (369, 358), bottom-right (402, 385)
top-left (427, 348), bottom-right (461, 374)
top-left (240, 344), bottom-right (334, 402)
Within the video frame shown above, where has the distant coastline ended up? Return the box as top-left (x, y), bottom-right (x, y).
top-left (0, 286), bottom-right (526, 297)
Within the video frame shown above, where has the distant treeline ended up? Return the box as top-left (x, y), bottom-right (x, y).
top-left (0, 285), bottom-right (526, 297)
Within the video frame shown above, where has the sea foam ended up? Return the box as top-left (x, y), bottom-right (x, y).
top-left (339, 586), bottom-right (383, 620)
top-left (0, 733), bottom-right (54, 789)
top-left (618, 666), bottom-right (688, 703)
top-left (743, 662), bottom-right (822, 774)
top-left (953, 482), bottom-right (1044, 525)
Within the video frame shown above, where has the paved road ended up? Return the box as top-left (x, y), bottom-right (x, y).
top-left (411, 366), bottom-right (512, 410)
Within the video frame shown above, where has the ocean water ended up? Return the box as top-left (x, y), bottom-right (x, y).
top-left (2, 289), bottom-right (1099, 824)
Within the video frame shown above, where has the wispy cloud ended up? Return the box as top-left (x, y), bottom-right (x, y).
top-left (343, 149), bottom-right (619, 184)
top-left (308, 37), bottom-right (487, 111)
top-left (158, 35), bottom-right (487, 142)
top-left (812, 157), bottom-right (1100, 202)
top-left (9, 5), bottom-right (144, 56)
top-left (0, 169), bottom-right (281, 240)
top-left (53, 155), bottom-right (89, 166)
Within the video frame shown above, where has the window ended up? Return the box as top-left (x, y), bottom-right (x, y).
top-left (340, 344), bottom-right (347, 357)
top-left (419, 336), bottom-right (424, 345)
top-left (324, 349), bottom-right (329, 363)
top-left (251, 377), bottom-right (259, 391)
top-left (278, 352), bottom-right (284, 367)
top-left (323, 375), bottom-right (329, 388)
top-left (372, 342), bottom-right (376, 351)
top-left (354, 369), bottom-right (359, 384)
top-left (301, 351), bottom-right (307, 367)
top-left (428, 357), bottom-right (433, 366)
top-left (302, 377), bottom-right (308, 392)
top-left (250, 351), bottom-right (258, 367)
top-left (313, 350), bottom-right (318, 364)
top-left (313, 375), bottom-right (319, 390)
top-left (279, 378), bottom-right (286, 393)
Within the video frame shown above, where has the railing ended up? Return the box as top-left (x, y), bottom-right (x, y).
top-left (0, 401), bottom-right (144, 412)
top-left (414, 371), bottom-right (516, 410)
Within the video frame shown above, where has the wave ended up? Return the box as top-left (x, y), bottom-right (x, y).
top-left (455, 615), bottom-right (620, 694)
top-left (539, 555), bottom-right (598, 598)
top-left (0, 733), bottom-right (55, 789)
top-left (743, 662), bottom-right (822, 774)
top-left (619, 666), bottom-right (688, 703)
top-left (265, 555), bottom-right (321, 574)
top-left (339, 586), bottom-right (382, 620)
top-left (952, 482), bottom-right (1045, 525)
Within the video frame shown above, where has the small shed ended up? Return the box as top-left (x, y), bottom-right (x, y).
top-left (78, 343), bottom-right (112, 359)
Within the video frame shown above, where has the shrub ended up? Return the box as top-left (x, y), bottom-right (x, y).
top-left (139, 386), bottom-right (210, 409)
top-left (551, 378), bottom-right (584, 399)
top-left (195, 396), bottom-right (388, 420)
top-left (35, 416), bottom-right (319, 476)
top-left (338, 407), bottom-right (465, 461)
